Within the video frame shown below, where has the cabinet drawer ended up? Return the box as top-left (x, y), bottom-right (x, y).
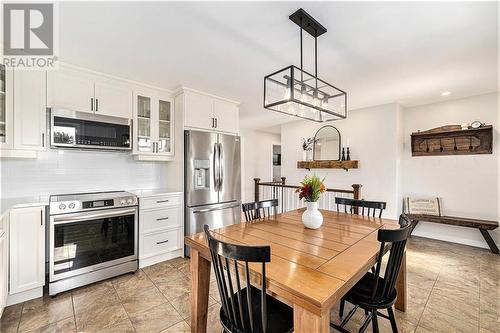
top-left (141, 229), bottom-right (180, 258)
top-left (139, 194), bottom-right (182, 210)
top-left (141, 207), bottom-right (180, 233)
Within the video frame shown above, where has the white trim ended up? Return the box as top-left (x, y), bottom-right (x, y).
top-left (0, 150), bottom-right (37, 159)
top-left (7, 287), bottom-right (43, 306)
top-left (412, 229), bottom-right (498, 250)
top-left (173, 86), bottom-right (240, 105)
top-left (139, 249), bottom-right (182, 269)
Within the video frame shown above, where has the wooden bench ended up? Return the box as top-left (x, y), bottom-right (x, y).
top-left (406, 214), bottom-right (499, 254)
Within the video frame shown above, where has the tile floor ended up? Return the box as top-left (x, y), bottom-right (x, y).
top-left (0, 236), bottom-right (498, 333)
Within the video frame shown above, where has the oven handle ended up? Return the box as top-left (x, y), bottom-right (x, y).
top-left (51, 207), bottom-right (137, 224)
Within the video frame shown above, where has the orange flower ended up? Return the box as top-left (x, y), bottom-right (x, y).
top-left (320, 183), bottom-right (326, 193)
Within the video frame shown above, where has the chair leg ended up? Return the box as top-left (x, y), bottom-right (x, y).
top-left (339, 298), bottom-right (345, 317)
top-left (387, 306), bottom-right (399, 333)
top-left (371, 310), bottom-right (379, 333)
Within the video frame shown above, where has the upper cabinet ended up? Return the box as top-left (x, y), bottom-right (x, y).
top-left (181, 88), bottom-right (239, 134)
top-left (47, 65), bottom-right (133, 119)
top-left (133, 88), bottom-right (174, 161)
top-left (0, 66), bottom-right (46, 158)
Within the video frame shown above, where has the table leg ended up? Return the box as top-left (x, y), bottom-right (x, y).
top-left (293, 304), bottom-right (330, 333)
top-left (395, 250), bottom-right (407, 312)
top-left (190, 249), bottom-right (211, 333)
top-left (479, 229), bottom-right (500, 254)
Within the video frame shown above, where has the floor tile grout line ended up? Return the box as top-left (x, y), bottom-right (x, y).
top-left (110, 274), bottom-right (137, 333)
top-left (70, 291), bottom-right (77, 332)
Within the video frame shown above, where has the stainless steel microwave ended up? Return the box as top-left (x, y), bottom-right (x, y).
top-left (50, 109), bottom-right (131, 150)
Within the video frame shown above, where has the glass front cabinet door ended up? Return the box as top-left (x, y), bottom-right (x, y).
top-left (133, 89), bottom-right (174, 160)
top-left (0, 64), bottom-right (13, 149)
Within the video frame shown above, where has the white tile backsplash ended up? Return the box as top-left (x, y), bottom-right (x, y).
top-left (1, 149), bottom-right (169, 198)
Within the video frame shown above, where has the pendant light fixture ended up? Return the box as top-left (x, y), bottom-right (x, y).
top-left (264, 8), bottom-right (347, 122)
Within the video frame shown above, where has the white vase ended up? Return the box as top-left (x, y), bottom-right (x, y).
top-left (302, 201), bottom-right (323, 229)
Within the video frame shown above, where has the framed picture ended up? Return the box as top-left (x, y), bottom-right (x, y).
top-left (404, 197), bottom-right (442, 216)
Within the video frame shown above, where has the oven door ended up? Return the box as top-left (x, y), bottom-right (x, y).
top-left (49, 207), bottom-right (138, 282)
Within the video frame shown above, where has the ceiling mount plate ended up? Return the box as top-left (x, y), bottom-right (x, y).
top-left (289, 8), bottom-right (327, 37)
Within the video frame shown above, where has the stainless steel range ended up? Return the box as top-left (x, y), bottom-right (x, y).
top-left (48, 191), bottom-right (138, 295)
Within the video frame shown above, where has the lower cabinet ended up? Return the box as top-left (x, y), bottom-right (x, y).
top-left (8, 206), bottom-right (45, 304)
top-left (0, 217), bottom-right (8, 317)
top-left (138, 193), bottom-right (183, 268)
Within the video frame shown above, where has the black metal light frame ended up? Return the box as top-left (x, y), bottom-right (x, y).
top-left (263, 8), bottom-right (348, 122)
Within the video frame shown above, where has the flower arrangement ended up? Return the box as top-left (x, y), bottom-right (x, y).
top-left (296, 175), bottom-right (326, 202)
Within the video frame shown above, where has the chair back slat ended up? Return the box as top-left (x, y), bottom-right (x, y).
top-left (204, 225), bottom-right (271, 333)
top-left (335, 197), bottom-right (387, 218)
top-left (370, 215), bottom-right (412, 303)
top-left (242, 199), bottom-right (279, 222)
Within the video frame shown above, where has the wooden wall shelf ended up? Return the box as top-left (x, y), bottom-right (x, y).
top-left (297, 160), bottom-right (359, 171)
top-left (411, 125), bottom-right (493, 156)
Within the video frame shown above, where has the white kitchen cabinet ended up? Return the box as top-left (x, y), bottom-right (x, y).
top-left (94, 79), bottom-right (133, 118)
top-left (47, 65), bottom-right (133, 119)
top-left (138, 192), bottom-right (183, 268)
top-left (14, 70), bottom-right (47, 151)
top-left (0, 65), bottom-right (14, 150)
top-left (181, 88), bottom-right (239, 134)
top-left (9, 206), bottom-right (45, 295)
top-left (0, 214), bottom-right (8, 317)
top-left (133, 88), bottom-right (174, 161)
top-left (47, 66), bottom-right (95, 113)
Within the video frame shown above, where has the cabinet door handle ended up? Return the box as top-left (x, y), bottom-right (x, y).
top-left (40, 209), bottom-right (43, 226)
top-left (41, 132), bottom-right (45, 148)
top-left (212, 118), bottom-right (215, 128)
top-left (215, 118), bottom-right (218, 128)
top-left (156, 199), bottom-right (169, 203)
top-left (96, 99), bottom-right (99, 112)
top-left (156, 240), bottom-right (169, 245)
top-left (91, 98), bottom-right (94, 111)
top-left (156, 217), bottom-right (169, 221)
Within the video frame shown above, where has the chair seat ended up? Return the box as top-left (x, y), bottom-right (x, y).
top-left (344, 272), bottom-right (397, 309)
top-left (220, 285), bottom-right (294, 333)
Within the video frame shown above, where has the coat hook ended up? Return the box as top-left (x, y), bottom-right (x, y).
top-left (469, 136), bottom-right (473, 150)
top-left (453, 137), bottom-right (458, 151)
top-left (439, 138), bottom-right (443, 152)
top-left (425, 139), bottom-right (430, 152)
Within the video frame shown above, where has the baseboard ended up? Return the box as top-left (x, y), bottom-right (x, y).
top-left (7, 287), bottom-right (43, 306)
top-left (139, 249), bottom-right (182, 268)
top-left (411, 229), bottom-right (499, 250)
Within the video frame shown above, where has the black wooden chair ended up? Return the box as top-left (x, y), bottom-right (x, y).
top-left (332, 214), bottom-right (412, 333)
top-left (204, 225), bottom-right (293, 333)
top-left (335, 198), bottom-right (387, 218)
top-left (242, 199), bottom-right (279, 222)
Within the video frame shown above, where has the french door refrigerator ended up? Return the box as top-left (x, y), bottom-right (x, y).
top-left (184, 130), bottom-right (241, 256)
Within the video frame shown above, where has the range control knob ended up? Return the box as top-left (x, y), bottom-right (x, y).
top-left (59, 203), bottom-right (66, 210)
top-left (127, 199), bottom-right (133, 205)
top-left (120, 200), bottom-right (126, 206)
top-left (68, 203), bottom-right (76, 209)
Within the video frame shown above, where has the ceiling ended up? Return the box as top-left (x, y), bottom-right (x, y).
top-left (58, 1), bottom-right (499, 130)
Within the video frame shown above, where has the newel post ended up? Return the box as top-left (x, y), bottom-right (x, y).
top-left (352, 184), bottom-right (362, 214)
top-left (254, 178), bottom-right (261, 202)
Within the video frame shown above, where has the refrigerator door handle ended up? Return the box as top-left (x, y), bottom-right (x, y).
top-left (193, 202), bottom-right (240, 214)
top-left (213, 142), bottom-right (219, 191)
top-left (218, 143), bottom-right (224, 190)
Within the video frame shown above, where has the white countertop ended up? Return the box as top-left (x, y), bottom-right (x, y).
top-left (0, 195), bottom-right (49, 236)
top-left (128, 188), bottom-right (183, 197)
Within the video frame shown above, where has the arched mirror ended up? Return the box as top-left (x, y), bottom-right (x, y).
top-left (313, 126), bottom-right (341, 161)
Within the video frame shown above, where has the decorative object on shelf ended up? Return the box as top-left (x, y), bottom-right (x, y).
top-left (341, 148), bottom-right (346, 161)
top-left (411, 124), bottom-right (493, 156)
top-left (470, 120), bottom-right (485, 129)
top-left (263, 8), bottom-right (347, 122)
top-left (313, 125), bottom-right (341, 160)
top-left (296, 175), bottom-right (325, 229)
top-left (346, 147), bottom-right (351, 161)
top-left (302, 137), bottom-right (314, 161)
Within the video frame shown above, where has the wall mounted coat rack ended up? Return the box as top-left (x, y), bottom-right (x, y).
top-left (411, 125), bottom-right (493, 156)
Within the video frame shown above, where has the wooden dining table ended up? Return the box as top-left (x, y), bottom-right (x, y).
top-left (185, 209), bottom-right (407, 333)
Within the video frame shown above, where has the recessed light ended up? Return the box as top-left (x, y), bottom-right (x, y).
top-left (441, 91), bottom-right (451, 97)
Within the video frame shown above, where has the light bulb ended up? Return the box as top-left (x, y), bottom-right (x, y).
top-left (312, 90), bottom-right (320, 107)
top-left (283, 78), bottom-right (292, 100)
top-left (322, 95), bottom-right (329, 109)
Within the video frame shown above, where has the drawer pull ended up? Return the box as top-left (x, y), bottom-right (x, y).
top-left (156, 240), bottom-right (169, 245)
top-left (156, 217), bottom-right (169, 221)
top-left (156, 200), bottom-right (169, 203)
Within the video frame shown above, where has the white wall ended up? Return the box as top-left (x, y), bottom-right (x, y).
top-left (402, 92), bottom-right (500, 248)
top-left (240, 128), bottom-right (280, 203)
top-left (281, 103), bottom-right (402, 218)
top-left (0, 150), bottom-right (171, 198)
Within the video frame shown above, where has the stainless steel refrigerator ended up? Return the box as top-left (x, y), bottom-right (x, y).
top-left (184, 130), bottom-right (241, 256)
